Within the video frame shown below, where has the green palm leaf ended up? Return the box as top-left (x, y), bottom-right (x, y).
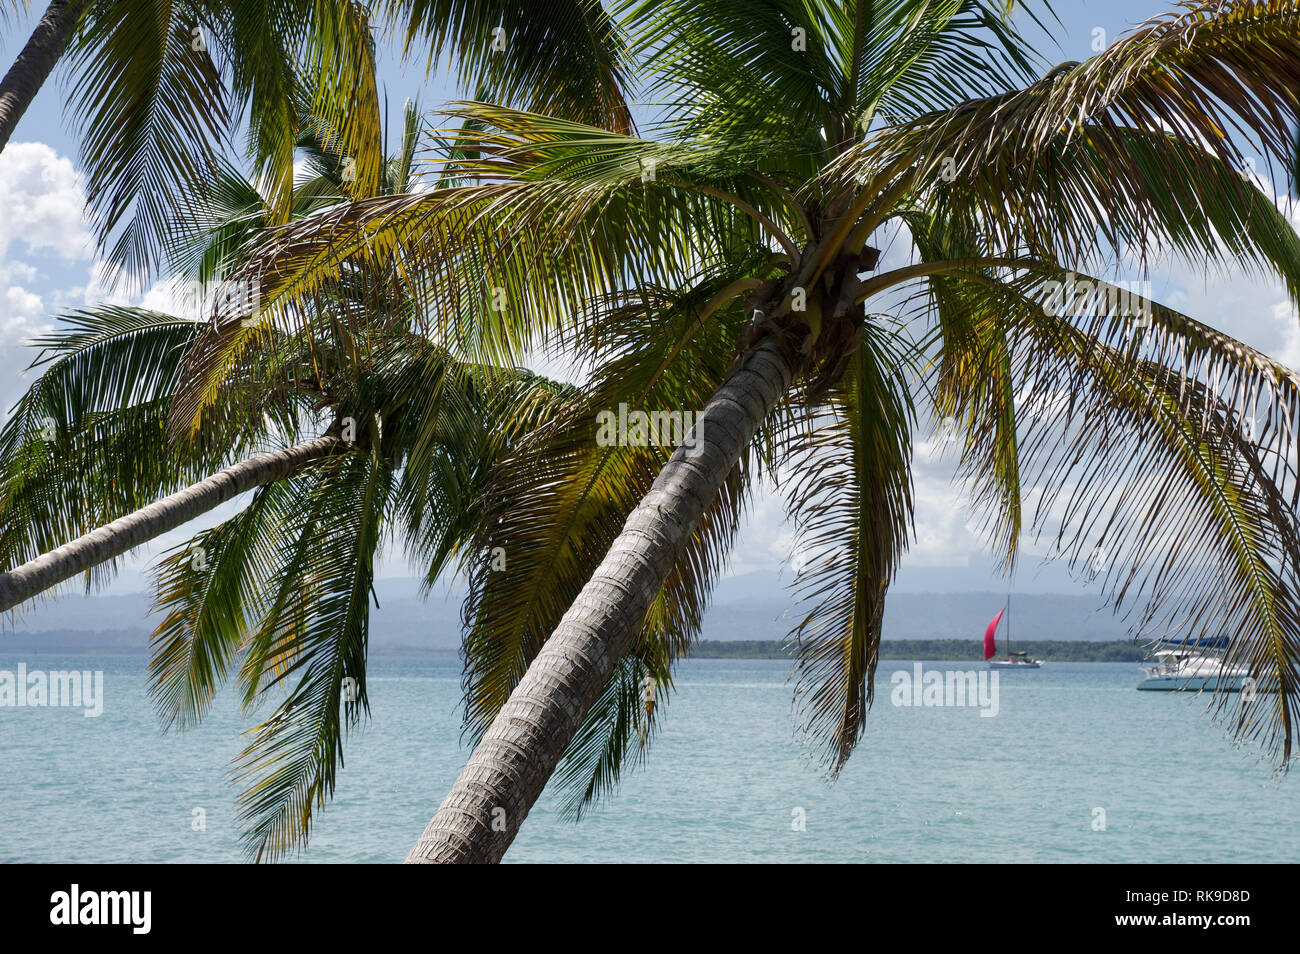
top-left (783, 324), bottom-right (915, 770)
top-left (233, 450), bottom-right (392, 861)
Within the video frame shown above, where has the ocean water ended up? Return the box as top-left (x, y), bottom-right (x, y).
top-left (1, 653), bottom-right (1296, 863)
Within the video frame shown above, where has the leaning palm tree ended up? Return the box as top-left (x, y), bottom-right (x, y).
top-left (1, 8), bottom-right (639, 856)
top-left (222, 0), bottom-right (1300, 862)
top-left (0, 0), bottom-right (638, 613)
top-left (0, 102), bottom-right (394, 615)
top-left (0, 0), bottom-right (639, 616)
top-left (1, 304), bottom-right (574, 861)
top-left (0, 107), bottom-right (582, 858)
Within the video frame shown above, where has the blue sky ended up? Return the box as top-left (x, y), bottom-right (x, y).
top-left (2, 1), bottom-right (1298, 599)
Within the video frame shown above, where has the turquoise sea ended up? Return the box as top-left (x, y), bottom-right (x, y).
top-left (1, 653), bottom-right (1296, 863)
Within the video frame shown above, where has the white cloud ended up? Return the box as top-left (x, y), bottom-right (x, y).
top-left (1, 284), bottom-right (45, 339)
top-left (80, 259), bottom-right (136, 308)
top-left (1273, 300), bottom-right (1300, 370)
top-left (1137, 177), bottom-right (1300, 369)
top-left (0, 142), bottom-right (96, 417)
top-left (0, 261), bottom-right (37, 285)
top-left (0, 141), bottom-right (93, 261)
top-left (138, 275), bottom-right (205, 318)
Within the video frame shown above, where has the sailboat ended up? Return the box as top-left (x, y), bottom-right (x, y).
top-left (984, 596), bottom-right (1043, 669)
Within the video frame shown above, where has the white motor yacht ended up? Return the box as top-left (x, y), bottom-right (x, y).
top-left (1137, 639), bottom-right (1250, 691)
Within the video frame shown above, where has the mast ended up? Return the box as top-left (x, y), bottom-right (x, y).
top-left (1006, 593), bottom-right (1011, 657)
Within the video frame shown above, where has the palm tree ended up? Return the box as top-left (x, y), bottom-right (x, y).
top-left (1, 104), bottom-right (583, 858)
top-left (0, 99), bottom-right (389, 616)
top-left (1, 5), bottom-right (640, 858)
top-left (0, 0), bottom-right (638, 613)
top-left (2, 306), bottom-right (573, 861)
top-left (228, 0), bottom-right (1300, 862)
top-left (0, 0), bottom-right (637, 621)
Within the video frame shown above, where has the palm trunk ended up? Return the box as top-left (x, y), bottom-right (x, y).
top-left (406, 338), bottom-right (797, 863)
top-left (0, 0), bottom-right (86, 154)
top-left (0, 436), bottom-right (338, 613)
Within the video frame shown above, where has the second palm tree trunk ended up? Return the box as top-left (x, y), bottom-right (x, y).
top-left (0, 0), bottom-right (87, 154)
top-left (0, 436), bottom-right (338, 613)
top-left (407, 337), bottom-right (797, 863)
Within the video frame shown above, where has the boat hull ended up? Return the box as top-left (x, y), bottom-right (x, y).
top-left (1137, 674), bottom-right (1249, 692)
top-left (988, 660), bottom-right (1043, 669)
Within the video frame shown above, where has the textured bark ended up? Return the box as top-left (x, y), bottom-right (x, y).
top-left (0, 0), bottom-right (87, 154)
top-left (406, 338), bottom-right (797, 863)
top-left (0, 436), bottom-right (338, 613)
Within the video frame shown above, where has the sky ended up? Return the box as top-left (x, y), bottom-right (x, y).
top-left (2, 1), bottom-right (1299, 600)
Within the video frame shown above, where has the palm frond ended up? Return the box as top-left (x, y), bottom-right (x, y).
top-left (0, 308), bottom-right (212, 583)
top-left (385, 0), bottom-right (635, 132)
top-left (232, 450), bottom-right (391, 861)
top-left (832, 2), bottom-right (1300, 279)
top-left (298, 0), bottom-right (385, 201)
top-left (625, 0), bottom-right (1041, 152)
top-left (172, 106), bottom-right (793, 429)
top-left (783, 323), bottom-right (915, 770)
top-left (148, 477), bottom-right (305, 728)
top-left (68, 0), bottom-right (229, 283)
top-left (948, 262), bottom-right (1300, 760)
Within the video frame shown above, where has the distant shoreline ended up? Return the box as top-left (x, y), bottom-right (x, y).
top-left (0, 635), bottom-right (1151, 662)
top-left (689, 639), bottom-right (1149, 661)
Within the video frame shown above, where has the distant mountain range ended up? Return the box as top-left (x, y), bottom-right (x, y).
top-left (705, 589), bottom-right (1132, 642)
top-left (0, 572), bottom-right (1136, 653)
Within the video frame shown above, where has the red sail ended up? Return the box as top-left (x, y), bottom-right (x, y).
top-left (983, 610), bottom-right (1004, 660)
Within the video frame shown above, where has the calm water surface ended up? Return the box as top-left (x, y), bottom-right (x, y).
top-left (1, 654), bottom-right (1295, 863)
